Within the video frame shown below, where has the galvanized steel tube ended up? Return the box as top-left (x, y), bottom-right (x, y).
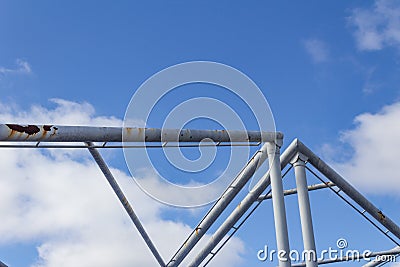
top-left (187, 139), bottom-right (298, 267)
top-left (297, 140), bottom-right (400, 240)
top-left (167, 141), bottom-right (273, 266)
top-left (257, 182), bottom-right (334, 201)
top-left (0, 124), bottom-right (282, 143)
top-left (86, 142), bottom-right (165, 266)
top-left (293, 155), bottom-right (317, 267)
top-left (362, 246), bottom-right (400, 267)
top-left (267, 142), bottom-right (291, 267)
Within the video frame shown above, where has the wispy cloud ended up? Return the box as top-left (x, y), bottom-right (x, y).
top-left (303, 38), bottom-right (329, 63)
top-left (0, 59), bottom-right (32, 76)
top-left (0, 99), bottom-right (245, 267)
top-left (349, 0), bottom-right (400, 51)
top-left (362, 67), bottom-right (381, 95)
top-left (341, 56), bottom-right (382, 95)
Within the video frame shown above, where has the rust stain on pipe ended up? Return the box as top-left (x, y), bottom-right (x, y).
top-left (43, 125), bottom-right (52, 131)
top-left (50, 126), bottom-right (58, 137)
top-left (41, 125), bottom-right (52, 138)
top-left (378, 211), bottom-right (386, 222)
top-left (6, 124), bottom-right (40, 136)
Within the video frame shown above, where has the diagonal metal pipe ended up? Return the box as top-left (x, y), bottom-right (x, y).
top-left (86, 142), bottom-right (165, 266)
top-left (166, 140), bottom-right (282, 267)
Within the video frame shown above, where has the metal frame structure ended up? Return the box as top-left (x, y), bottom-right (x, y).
top-left (0, 124), bottom-right (399, 266)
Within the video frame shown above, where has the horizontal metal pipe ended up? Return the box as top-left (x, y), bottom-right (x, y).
top-left (0, 124), bottom-right (282, 143)
top-left (167, 142), bottom-right (273, 266)
top-left (257, 182), bottom-right (335, 201)
top-left (187, 139), bottom-right (299, 267)
top-left (0, 143), bottom-right (261, 149)
top-left (296, 139), bottom-right (400, 241)
top-left (292, 246), bottom-right (400, 266)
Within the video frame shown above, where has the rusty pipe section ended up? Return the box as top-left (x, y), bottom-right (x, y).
top-left (0, 124), bottom-right (282, 143)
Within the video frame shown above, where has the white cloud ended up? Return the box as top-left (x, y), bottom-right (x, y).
top-left (0, 59), bottom-right (32, 76)
top-left (349, 0), bottom-right (400, 51)
top-left (0, 100), bottom-right (245, 267)
top-left (323, 101), bottom-right (400, 194)
top-left (0, 98), bottom-right (122, 126)
top-left (303, 38), bottom-right (329, 63)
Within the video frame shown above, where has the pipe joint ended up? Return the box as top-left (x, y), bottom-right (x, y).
top-left (290, 152), bottom-right (308, 167)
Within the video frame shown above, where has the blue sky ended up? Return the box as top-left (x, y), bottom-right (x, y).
top-left (1, 1), bottom-right (400, 266)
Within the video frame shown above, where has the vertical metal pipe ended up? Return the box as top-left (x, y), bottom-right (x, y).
top-left (86, 142), bottom-right (165, 267)
top-left (266, 142), bottom-right (291, 267)
top-left (292, 154), bottom-right (317, 267)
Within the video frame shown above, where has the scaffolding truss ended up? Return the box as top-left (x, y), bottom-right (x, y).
top-left (0, 124), bottom-right (399, 267)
